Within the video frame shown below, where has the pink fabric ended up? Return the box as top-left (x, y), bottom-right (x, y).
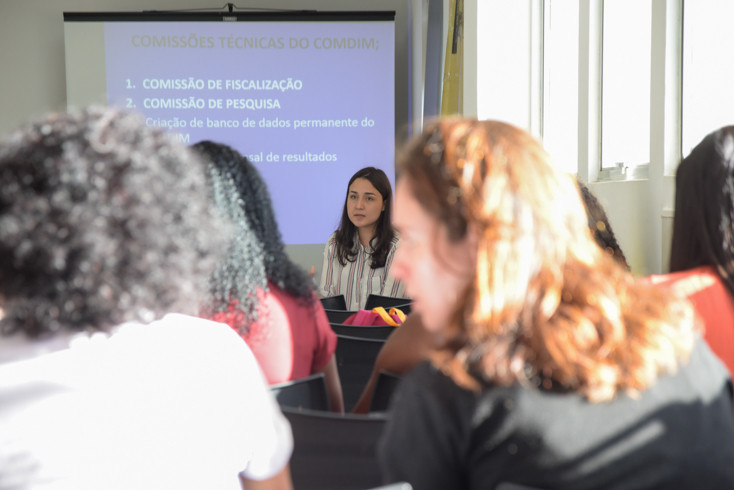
top-left (649, 266), bottom-right (734, 380)
top-left (209, 282), bottom-right (337, 385)
top-left (343, 309), bottom-right (403, 326)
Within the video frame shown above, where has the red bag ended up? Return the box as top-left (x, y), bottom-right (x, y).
top-left (343, 307), bottom-right (406, 327)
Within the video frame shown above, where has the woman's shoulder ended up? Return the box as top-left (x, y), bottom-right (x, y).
top-left (400, 361), bottom-right (476, 406)
top-left (395, 362), bottom-right (517, 438)
top-left (323, 232), bottom-right (340, 252)
top-left (647, 265), bottom-right (718, 286)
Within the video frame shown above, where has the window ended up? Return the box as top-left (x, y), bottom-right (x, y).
top-left (600, 0), bottom-right (652, 172)
top-left (681, 0), bottom-right (734, 157)
top-left (542, 0), bottom-right (579, 175)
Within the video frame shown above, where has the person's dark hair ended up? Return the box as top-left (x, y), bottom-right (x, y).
top-left (334, 166), bottom-right (395, 268)
top-left (193, 141), bottom-right (315, 332)
top-left (577, 180), bottom-right (630, 270)
top-left (0, 106), bottom-right (227, 338)
top-left (669, 126), bottom-right (734, 298)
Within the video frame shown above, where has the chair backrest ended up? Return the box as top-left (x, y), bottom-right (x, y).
top-left (331, 323), bottom-right (396, 341)
top-left (364, 294), bottom-right (412, 314)
top-left (367, 483), bottom-right (413, 490)
top-left (270, 372), bottom-right (329, 411)
top-left (321, 294), bottom-right (347, 311)
top-left (335, 334), bottom-right (386, 412)
top-left (496, 484), bottom-right (549, 490)
top-left (369, 370), bottom-right (402, 413)
top-left (282, 406), bottom-right (389, 490)
top-left (325, 308), bottom-right (358, 324)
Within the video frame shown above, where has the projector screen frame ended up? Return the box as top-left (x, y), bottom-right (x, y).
top-left (63, 7), bottom-right (412, 276)
top-left (62, 8), bottom-right (411, 154)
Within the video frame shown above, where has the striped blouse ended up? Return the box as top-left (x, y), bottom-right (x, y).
top-left (318, 232), bottom-right (406, 311)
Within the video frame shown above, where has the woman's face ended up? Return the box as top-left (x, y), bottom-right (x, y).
top-left (347, 177), bottom-right (385, 234)
top-left (391, 179), bottom-right (476, 333)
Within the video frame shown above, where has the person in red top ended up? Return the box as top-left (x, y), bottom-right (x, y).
top-left (649, 125), bottom-right (734, 379)
top-left (650, 267), bottom-right (734, 377)
top-left (194, 141), bottom-right (343, 413)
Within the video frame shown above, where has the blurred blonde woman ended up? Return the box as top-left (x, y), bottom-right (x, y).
top-left (379, 118), bottom-right (734, 489)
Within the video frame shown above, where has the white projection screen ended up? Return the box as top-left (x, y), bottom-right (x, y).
top-left (63, 10), bottom-right (407, 261)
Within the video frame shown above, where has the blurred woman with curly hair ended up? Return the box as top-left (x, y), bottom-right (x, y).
top-left (378, 118), bottom-right (734, 489)
top-left (194, 140), bottom-right (343, 413)
top-left (0, 107), bottom-right (293, 490)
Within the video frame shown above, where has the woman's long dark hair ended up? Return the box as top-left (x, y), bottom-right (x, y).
top-left (334, 166), bottom-right (395, 268)
top-left (669, 126), bottom-right (734, 297)
top-left (193, 141), bottom-right (315, 331)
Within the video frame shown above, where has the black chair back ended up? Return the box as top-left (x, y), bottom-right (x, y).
top-left (369, 370), bottom-right (402, 412)
top-left (325, 309), bottom-right (357, 324)
top-left (320, 294), bottom-right (347, 310)
top-left (335, 334), bottom-right (386, 412)
top-left (364, 294), bottom-right (412, 314)
top-left (331, 323), bottom-right (396, 341)
top-left (367, 483), bottom-right (413, 490)
top-left (282, 406), bottom-right (389, 490)
top-left (270, 372), bottom-right (329, 411)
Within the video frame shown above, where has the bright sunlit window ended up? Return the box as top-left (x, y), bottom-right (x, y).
top-left (601, 0), bottom-right (652, 170)
top-left (542, 0), bottom-right (579, 175)
top-left (682, 0), bottom-right (734, 157)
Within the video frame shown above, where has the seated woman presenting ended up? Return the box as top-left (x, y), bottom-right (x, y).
top-left (318, 166), bottom-right (406, 310)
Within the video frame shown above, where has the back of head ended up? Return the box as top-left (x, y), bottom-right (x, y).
top-left (192, 141), bottom-right (313, 331)
top-left (0, 106), bottom-right (226, 337)
top-left (399, 119), bottom-right (594, 279)
top-left (670, 126), bottom-right (734, 296)
top-left (398, 118), bottom-right (695, 401)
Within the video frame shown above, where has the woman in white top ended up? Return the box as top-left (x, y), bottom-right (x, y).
top-left (318, 166), bottom-right (406, 310)
top-left (0, 106), bottom-right (293, 490)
